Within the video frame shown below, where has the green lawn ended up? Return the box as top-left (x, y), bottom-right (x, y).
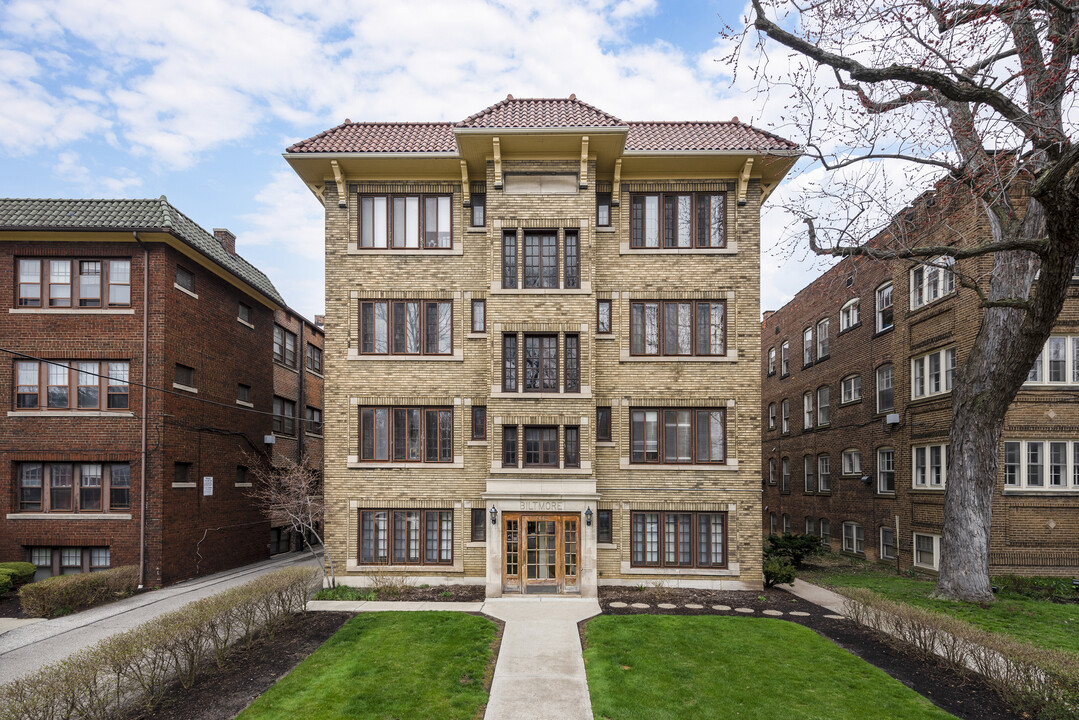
top-left (584, 615), bottom-right (956, 720)
top-left (237, 612), bottom-right (497, 720)
top-left (802, 565), bottom-right (1079, 654)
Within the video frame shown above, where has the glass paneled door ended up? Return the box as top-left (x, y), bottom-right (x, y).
top-left (502, 513), bottom-right (580, 594)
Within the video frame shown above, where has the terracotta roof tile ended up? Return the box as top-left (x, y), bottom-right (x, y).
top-left (626, 121), bottom-right (798, 152)
top-left (286, 122), bottom-right (456, 153)
top-left (455, 95), bottom-right (624, 128)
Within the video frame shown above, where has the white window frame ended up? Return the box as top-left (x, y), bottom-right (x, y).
top-left (803, 392), bottom-right (813, 429)
top-left (841, 449), bottom-right (861, 476)
top-left (804, 455), bottom-right (815, 493)
top-left (880, 527), bottom-right (896, 561)
top-left (769, 513), bottom-right (777, 535)
top-left (816, 386), bottom-right (830, 426)
top-left (913, 443), bottom-right (949, 489)
top-left (816, 318), bottom-right (830, 358)
top-left (842, 522), bottom-right (864, 554)
top-left (782, 514), bottom-right (791, 534)
top-left (1025, 335), bottom-right (1079, 386)
top-left (817, 454), bottom-right (831, 492)
top-left (803, 327), bottom-right (813, 366)
top-left (819, 519), bottom-right (830, 546)
top-left (768, 402), bottom-right (776, 430)
top-left (781, 400), bottom-right (790, 433)
top-left (780, 341), bottom-right (789, 376)
top-left (875, 282), bottom-right (893, 332)
top-left (909, 256), bottom-right (956, 310)
top-left (841, 375), bottom-right (861, 403)
top-left (768, 347), bottom-right (776, 375)
top-left (840, 298), bottom-right (860, 331)
top-left (781, 457), bottom-right (791, 492)
top-left (768, 458), bottom-right (777, 485)
top-left (911, 347), bottom-right (956, 399)
top-left (805, 517), bottom-right (815, 534)
top-left (876, 364), bottom-right (895, 413)
top-left (1002, 439), bottom-right (1079, 491)
top-left (913, 532), bottom-right (941, 570)
top-left (877, 447), bottom-right (895, 494)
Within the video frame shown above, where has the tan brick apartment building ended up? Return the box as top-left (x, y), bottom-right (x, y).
top-left (0, 200), bottom-right (323, 585)
top-left (285, 96), bottom-right (799, 596)
top-left (762, 185), bottom-right (1079, 576)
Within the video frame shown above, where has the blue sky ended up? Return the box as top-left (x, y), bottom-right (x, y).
top-left (0, 0), bottom-right (834, 320)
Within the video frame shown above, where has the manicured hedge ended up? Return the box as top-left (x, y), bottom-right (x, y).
top-left (0, 566), bottom-right (319, 720)
top-left (19, 566), bottom-right (140, 618)
top-left (0, 562), bottom-right (36, 587)
top-left (0, 571), bottom-right (13, 596)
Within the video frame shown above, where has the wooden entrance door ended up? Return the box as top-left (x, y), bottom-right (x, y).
top-left (503, 513), bottom-right (579, 594)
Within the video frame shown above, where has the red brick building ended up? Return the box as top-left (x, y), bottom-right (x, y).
top-left (0, 198), bottom-right (322, 586)
top-left (762, 185), bottom-right (1079, 576)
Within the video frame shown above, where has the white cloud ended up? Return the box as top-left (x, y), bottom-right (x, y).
top-left (239, 170), bottom-right (324, 261)
top-left (54, 151), bottom-right (143, 196)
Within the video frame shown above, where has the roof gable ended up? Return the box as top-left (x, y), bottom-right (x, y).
top-left (455, 95), bottom-right (624, 129)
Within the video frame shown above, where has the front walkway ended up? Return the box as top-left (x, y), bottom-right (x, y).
top-left (0, 551), bottom-right (320, 684)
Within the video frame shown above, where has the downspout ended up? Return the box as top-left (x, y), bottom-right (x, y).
top-left (298, 319), bottom-right (305, 463)
top-left (133, 232), bottom-right (149, 589)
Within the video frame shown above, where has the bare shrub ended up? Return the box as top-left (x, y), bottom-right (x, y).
top-left (19, 566), bottom-right (139, 618)
top-left (365, 566), bottom-right (414, 597)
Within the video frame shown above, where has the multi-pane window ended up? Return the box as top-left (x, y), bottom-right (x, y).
top-left (524, 232), bottom-right (559, 289)
top-left (820, 519), bottom-right (830, 545)
top-left (502, 230), bottom-right (518, 288)
top-left (564, 230), bottom-right (580, 289)
top-left (914, 533), bottom-right (940, 569)
top-left (803, 327), bottom-right (813, 366)
top-left (273, 397), bottom-right (296, 436)
top-left (306, 344), bottom-right (322, 373)
top-left (840, 299), bottom-right (860, 330)
top-left (471, 194), bottom-right (485, 227)
top-left (913, 443), bottom-right (948, 488)
top-left (629, 300), bottom-right (725, 356)
top-left (877, 364), bottom-right (895, 412)
top-left (15, 360), bottom-right (129, 410)
top-left (472, 406), bottom-right (486, 440)
top-left (629, 193), bottom-right (726, 248)
top-left (767, 403), bottom-right (776, 430)
top-left (842, 522), bottom-right (864, 554)
top-left (597, 509), bottom-right (612, 544)
top-left (876, 283), bottom-right (894, 331)
top-left (565, 426), bottom-right (581, 468)
top-left (176, 266), bottom-right (195, 292)
top-left (768, 458), bottom-right (777, 484)
top-left (238, 302), bottom-right (252, 324)
top-left (596, 407), bottom-right (612, 442)
top-left (630, 511), bottom-right (726, 567)
top-left (803, 392), bottom-right (813, 429)
top-left (878, 448), bottom-right (895, 493)
top-left (471, 507), bottom-right (486, 542)
top-left (524, 335), bottom-right (559, 391)
top-left (781, 399), bottom-right (790, 433)
top-left (274, 325), bottom-right (298, 366)
top-left (174, 364), bottom-right (195, 388)
top-left (629, 409), bottom-right (725, 464)
top-left (305, 407), bottom-right (323, 434)
top-left (769, 513), bottom-right (778, 535)
top-left (804, 455), bottom-right (815, 493)
top-left (780, 341), bottom-right (789, 375)
top-left (502, 334), bottom-right (518, 391)
top-left (17, 258), bottom-right (131, 308)
top-left (781, 458), bottom-right (791, 493)
top-left (881, 527), bottom-right (897, 560)
top-left (359, 300), bottom-right (452, 355)
top-left (471, 300), bottom-right (486, 333)
top-left (524, 426), bottom-right (559, 467)
top-left (818, 454), bottom-right (831, 492)
top-left (502, 425), bottom-right (518, 467)
top-left (841, 375), bottom-right (861, 403)
top-left (1003, 439), bottom-right (1079, 490)
top-left (358, 194), bottom-right (451, 249)
top-left (816, 318), bottom-right (830, 358)
top-left (910, 256), bottom-right (956, 309)
top-left (596, 192), bottom-right (612, 227)
top-left (564, 334), bottom-right (580, 393)
top-left (817, 386), bottom-right (830, 426)
top-left (359, 406), bottom-right (452, 462)
top-left (597, 300), bottom-right (611, 333)
top-left (1024, 335), bottom-right (1079, 385)
top-left (842, 449), bottom-right (862, 475)
top-left (767, 347), bottom-right (776, 375)
top-left (17, 462), bottom-right (130, 513)
top-left (28, 547), bottom-right (112, 580)
top-left (912, 347), bottom-right (957, 399)
top-left (805, 517), bottom-right (815, 534)
top-left (782, 514), bottom-right (791, 534)
top-left (359, 509), bottom-right (452, 564)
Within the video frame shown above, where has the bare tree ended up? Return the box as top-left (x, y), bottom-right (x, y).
top-left (730, 0), bottom-right (1079, 601)
top-left (246, 455), bottom-right (335, 587)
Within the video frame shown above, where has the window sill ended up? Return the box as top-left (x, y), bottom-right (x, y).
top-left (236, 400), bottom-right (254, 408)
top-left (908, 392), bottom-right (952, 405)
top-left (596, 226), bottom-right (616, 233)
top-left (235, 483), bottom-right (253, 488)
top-left (597, 542), bottom-right (617, 550)
top-left (174, 283), bottom-right (198, 299)
top-left (1001, 489), bottom-right (1079, 496)
top-left (465, 541), bottom-right (486, 548)
top-left (595, 441), bottom-right (616, 447)
top-left (619, 458), bottom-right (739, 471)
top-left (172, 383), bottom-right (198, 394)
top-left (838, 398), bottom-right (862, 407)
top-left (618, 562), bottom-right (739, 576)
top-left (596, 333), bottom-right (616, 340)
top-left (347, 349), bottom-right (464, 362)
top-left (871, 326), bottom-right (895, 339)
top-left (489, 464), bottom-right (593, 475)
top-left (9, 307), bottom-right (135, 315)
top-left (306, 368), bottom-right (325, 379)
top-left (466, 226), bottom-right (486, 233)
top-left (875, 492), bottom-right (897, 499)
top-left (837, 322), bottom-right (861, 335)
top-left (466, 333), bottom-right (487, 339)
top-left (6, 512), bottom-right (132, 520)
top-left (274, 361), bottom-right (300, 373)
top-left (488, 285), bottom-right (593, 296)
top-left (466, 440), bottom-right (488, 447)
top-left (274, 433), bottom-right (297, 440)
top-left (347, 244), bottom-right (464, 256)
top-left (618, 243), bottom-right (737, 256)
top-left (172, 482), bottom-right (196, 488)
top-left (305, 432), bottom-right (324, 439)
top-left (489, 389), bottom-right (592, 399)
top-left (345, 561), bottom-right (464, 573)
top-left (347, 458), bottom-right (465, 469)
top-left (7, 410), bottom-right (135, 418)
top-left (237, 317), bottom-right (255, 329)
top-left (619, 352), bottom-right (736, 363)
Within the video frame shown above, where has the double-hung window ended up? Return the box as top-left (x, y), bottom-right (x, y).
top-left (471, 300), bottom-right (486, 333)
top-left (273, 397), bottom-right (296, 436)
top-left (803, 392), bottom-right (813, 430)
top-left (876, 365), bottom-right (895, 412)
top-left (781, 458), bottom-right (791, 492)
top-left (910, 256), bottom-right (956, 309)
top-left (359, 194), bottom-right (451, 249)
top-left (597, 300), bottom-right (612, 333)
top-left (273, 325), bottom-right (297, 367)
top-left (842, 522), bottom-right (864, 554)
top-left (781, 400), bottom-right (790, 433)
top-left (15, 360), bottom-right (129, 410)
top-left (306, 344), bottom-right (322, 373)
top-left (803, 328), bottom-right (813, 366)
top-left (596, 192), bottom-right (612, 227)
top-left (817, 386), bottom-right (830, 426)
top-left (359, 406), bottom-right (452, 462)
top-left (17, 462), bottom-right (130, 513)
top-left (842, 449), bottom-right (862, 475)
top-left (1003, 439), bottom-right (1079, 490)
top-left (767, 403), bottom-right (776, 430)
top-left (1024, 335), bottom-right (1079, 385)
top-left (913, 444), bottom-right (948, 488)
top-left (596, 407), bottom-right (612, 442)
top-left (818, 454), bottom-right (831, 492)
top-left (816, 318), bottom-right (830, 358)
top-left (629, 193), bottom-right (726, 248)
top-left (629, 409), bottom-right (725, 464)
top-left (804, 455), bottom-right (815, 492)
top-left (629, 300), bottom-right (725, 356)
top-left (360, 300), bottom-right (452, 355)
top-left (471, 406), bottom-right (486, 440)
top-left (840, 299), bottom-right (859, 330)
top-left (630, 511), bottom-right (726, 568)
top-left (841, 375), bottom-right (861, 403)
top-left (359, 509), bottom-right (452, 565)
top-left (876, 283), bottom-right (894, 331)
top-left (913, 533), bottom-right (940, 570)
top-left (878, 448), bottom-right (895, 493)
top-left (17, 258), bottom-right (131, 308)
top-left (880, 527), bottom-right (897, 560)
top-left (767, 347), bottom-right (776, 375)
top-left (912, 347), bottom-right (956, 399)
top-left (780, 341), bottom-right (789, 376)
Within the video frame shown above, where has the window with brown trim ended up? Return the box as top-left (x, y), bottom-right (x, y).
top-left (358, 194), bottom-right (452, 249)
top-left (596, 406), bottom-right (612, 442)
top-left (597, 509), bottom-right (612, 543)
top-left (523, 334), bottom-right (558, 391)
top-left (502, 424), bottom-right (518, 467)
top-left (629, 408), bottom-right (725, 464)
top-left (16, 258), bottom-right (131, 308)
top-left (629, 193), bottom-right (727, 248)
top-left (523, 231), bottom-right (558, 288)
top-left (502, 334), bottom-right (518, 391)
top-left (237, 384), bottom-right (251, 403)
top-left (630, 511), bottom-right (726, 567)
top-left (471, 194), bottom-right (485, 227)
top-left (28, 547), bottom-right (111, 580)
top-left (471, 406), bottom-right (486, 440)
top-left (305, 406), bottom-right (323, 435)
top-left (471, 299), bottom-right (486, 333)
top-left (274, 325), bottom-right (298, 367)
top-left (471, 507), bottom-right (486, 542)
top-left (597, 300), bottom-right (611, 333)
top-left (273, 396), bottom-right (296, 435)
top-left (523, 426), bottom-right (558, 467)
top-left (358, 509), bottom-right (452, 564)
top-left (502, 230), bottom-right (517, 289)
top-left (629, 300), bottom-right (725, 356)
top-left (306, 344), bottom-right (322, 373)
top-left (18, 462), bottom-right (130, 513)
top-left (564, 333), bottom-right (580, 393)
top-left (358, 406), bottom-right (452, 462)
top-left (15, 360), bottom-right (129, 410)
top-left (564, 230), bottom-right (580, 289)
top-left (359, 300), bottom-right (452, 355)
top-left (596, 192), bottom-right (612, 227)
top-left (564, 426), bottom-right (580, 468)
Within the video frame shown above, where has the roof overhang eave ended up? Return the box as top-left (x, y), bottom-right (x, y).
top-left (453, 126), bottom-right (628, 135)
top-left (283, 151), bottom-right (461, 159)
top-left (622, 148), bottom-right (803, 157)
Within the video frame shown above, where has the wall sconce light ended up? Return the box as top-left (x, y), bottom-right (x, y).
top-left (490, 506), bottom-right (498, 525)
top-left (585, 507), bottom-right (593, 526)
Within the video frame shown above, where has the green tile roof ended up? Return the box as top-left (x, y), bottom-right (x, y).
top-left (0, 196), bottom-right (284, 306)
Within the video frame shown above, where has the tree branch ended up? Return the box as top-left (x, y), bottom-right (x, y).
top-left (803, 217), bottom-right (1050, 259)
top-left (806, 142), bottom-right (960, 173)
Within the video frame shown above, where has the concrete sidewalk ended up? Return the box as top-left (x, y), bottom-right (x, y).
top-left (0, 551), bottom-right (320, 684)
top-left (784, 579), bottom-right (848, 614)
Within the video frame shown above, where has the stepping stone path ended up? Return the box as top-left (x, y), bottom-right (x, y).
top-left (824, 614), bottom-right (845, 620)
top-left (762, 609), bottom-right (783, 616)
top-left (631, 603), bottom-right (650, 609)
top-left (684, 603), bottom-right (703, 609)
top-left (602, 600), bottom-right (820, 620)
top-left (712, 604), bottom-right (731, 611)
top-left (609, 602), bottom-right (627, 608)
top-left (789, 611), bottom-right (810, 617)
top-left (734, 607), bottom-right (755, 613)
top-left (657, 603), bottom-right (677, 609)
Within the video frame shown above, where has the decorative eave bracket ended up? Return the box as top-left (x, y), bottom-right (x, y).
top-left (460, 161), bottom-right (471, 207)
top-left (612, 159), bottom-right (622, 205)
top-left (492, 137), bottom-right (503, 189)
top-left (737, 157), bottom-right (754, 207)
top-left (331, 160), bottom-right (347, 208)
top-left (579, 136), bottom-right (589, 188)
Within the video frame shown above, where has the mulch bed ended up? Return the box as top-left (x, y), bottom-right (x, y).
top-left (594, 586), bottom-right (1021, 720)
top-left (0, 592), bottom-right (23, 618)
top-left (368, 583), bottom-right (486, 602)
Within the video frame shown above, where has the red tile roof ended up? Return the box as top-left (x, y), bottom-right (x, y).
top-left (286, 97), bottom-right (797, 154)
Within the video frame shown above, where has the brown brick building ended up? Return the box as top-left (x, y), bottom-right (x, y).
top-left (0, 199), bottom-right (323, 585)
top-left (762, 185), bottom-right (1079, 576)
top-left (285, 95), bottom-right (799, 596)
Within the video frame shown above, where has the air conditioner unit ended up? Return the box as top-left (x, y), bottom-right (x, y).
top-left (264, 435), bottom-right (276, 445)
top-left (885, 413), bottom-right (901, 425)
